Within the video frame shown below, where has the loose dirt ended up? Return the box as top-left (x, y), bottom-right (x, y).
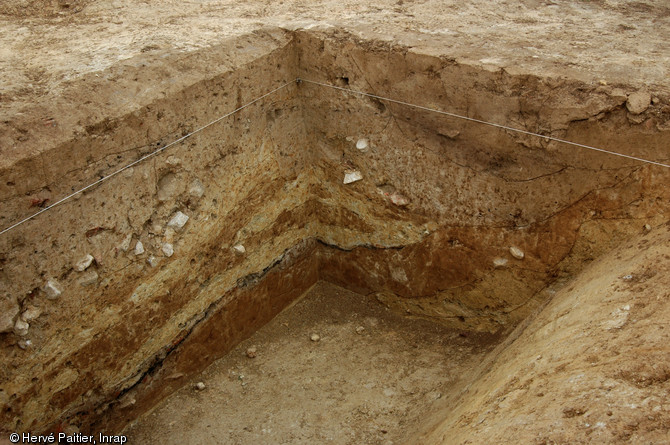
top-left (124, 281), bottom-right (499, 445)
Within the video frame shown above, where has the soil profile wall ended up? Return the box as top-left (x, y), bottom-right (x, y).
top-left (0, 28), bottom-right (316, 433)
top-left (1, 27), bottom-right (669, 434)
top-left (296, 29), bottom-right (670, 331)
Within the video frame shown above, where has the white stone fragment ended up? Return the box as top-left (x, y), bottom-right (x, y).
top-left (493, 258), bottom-right (508, 268)
top-left (18, 339), bottom-right (32, 350)
top-left (603, 307), bottom-right (630, 330)
top-left (78, 271), bottom-right (99, 287)
top-left (189, 179), bottom-right (205, 198)
top-left (0, 296), bottom-right (20, 333)
top-left (644, 224), bottom-right (652, 232)
top-left (509, 246), bottom-right (525, 260)
top-left (343, 171), bottom-right (363, 184)
top-left (389, 191), bottom-right (410, 207)
top-left (356, 138), bottom-right (369, 151)
top-left (310, 333), bottom-right (321, 342)
top-left (118, 233), bottom-right (133, 252)
top-left (147, 256), bottom-right (159, 268)
top-left (626, 91), bottom-right (651, 115)
top-left (134, 241), bottom-right (145, 255)
top-left (162, 243), bottom-right (174, 257)
top-left (14, 318), bottom-right (29, 337)
top-left (43, 279), bottom-right (63, 300)
top-left (195, 382), bottom-right (206, 391)
top-left (75, 254), bottom-right (95, 272)
top-left (167, 211), bottom-right (189, 231)
top-left (21, 305), bottom-right (42, 322)
top-left (233, 244), bottom-right (246, 254)
top-left (166, 155), bottom-right (181, 166)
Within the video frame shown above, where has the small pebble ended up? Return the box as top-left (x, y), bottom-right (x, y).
top-left (118, 233), bottom-right (133, 252)
top-left (163, 228), bottom-right (176, 243)
top-left (493, 258), bottom-right (508, 268)
top-left (356, 138), bottom-right (369, 151)
top-left (75, 254), bottom-right (94, 272)
top-left (644, 224), bottom-right (652, 232)
top-left (233, 244), bottom-right (246, 254)
top-left (162, 243), bottom-right (174, 257)
top-left (166, 156), bottom-right (181, 166)
top-left (246, 347), bottom-right (257, 358)
top-left (343, 171), bottom-right (363, 184)
top-left (21, 305), bottom-right (42, 322)
top-left (17, 339), bottom-right (32, 350)
top-left (389, 192), bottom-right (409, 207)
top-left (310, 333), bottom-right (321, 342)
top-left (134, 241), bottom-right (145, 255)
top-left (509, 246), bottom-right (525, 260)
top-left (355, 326), bottom-right (365, 334)
top-left (147, 256), bottom-right (159, 268)
top-left (195, 382), bottom-right (206, 391)
top-left (14, 319), bottom-right (29, 337)
top-left (189, 179), bottom-right (205, 198)
top-left (78, 270), bottom-right (99, 287)
top-left (167, 211), bottom-right (189, 231)
top-left (43, 279), bottom-right (62, 300)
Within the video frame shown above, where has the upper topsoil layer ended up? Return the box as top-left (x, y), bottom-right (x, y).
top-left (1, 0), bottom-right (669, 121)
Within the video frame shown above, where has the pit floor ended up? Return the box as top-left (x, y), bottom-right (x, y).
top-left (124, 281), bottom-right (501, 444)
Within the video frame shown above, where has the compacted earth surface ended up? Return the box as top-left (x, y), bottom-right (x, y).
top-left (2, 0), bottom-right (669, 121)
top-left (124, 281), bottom-right (500, 445)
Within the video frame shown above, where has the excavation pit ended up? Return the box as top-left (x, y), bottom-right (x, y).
top-left (125, 282), bottom-right (501, 444)
top-left (1, 25), bottom-right (669, 443)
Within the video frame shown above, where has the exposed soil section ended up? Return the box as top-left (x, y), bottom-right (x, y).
top-left (1, 1), bottom-right (669, 441)
top-left (419, 223), bottom-right (670, 444)
top-left (298, 29), bottom-right (670, 332)
top-left (124, 281), bottom-right (500, 445)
